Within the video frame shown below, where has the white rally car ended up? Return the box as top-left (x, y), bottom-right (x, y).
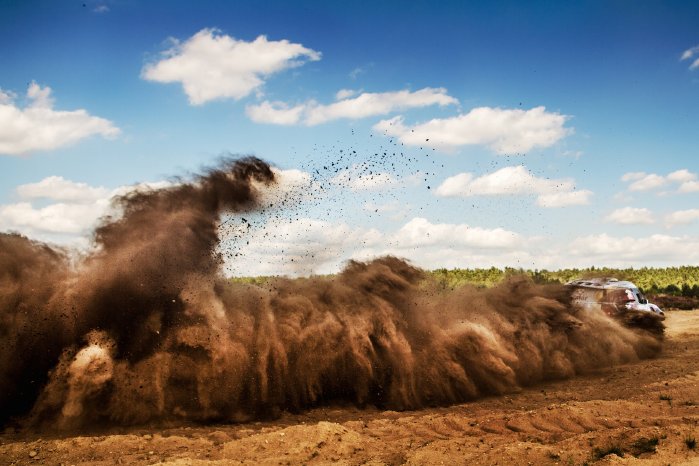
top-left (566, 277), bottom-right (665, 332)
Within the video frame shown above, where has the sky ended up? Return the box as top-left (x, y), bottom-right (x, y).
top-left (1, 0), bottom-right (699, 276)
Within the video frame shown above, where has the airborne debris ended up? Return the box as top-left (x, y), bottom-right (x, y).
top-left (0, 157), bottom-right (663, 431)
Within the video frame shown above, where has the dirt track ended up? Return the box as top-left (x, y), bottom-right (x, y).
top-left (2, 310), bottom-right (699, 466)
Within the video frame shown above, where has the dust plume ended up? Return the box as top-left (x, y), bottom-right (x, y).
top-left (0, 157), bottom-right (660, 431)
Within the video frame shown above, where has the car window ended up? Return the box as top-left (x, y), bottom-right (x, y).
top-left (635, 290), bottom-right (648, 304)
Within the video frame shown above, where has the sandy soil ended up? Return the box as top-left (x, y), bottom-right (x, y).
top-left (2, 310), bottom-right (699, 466)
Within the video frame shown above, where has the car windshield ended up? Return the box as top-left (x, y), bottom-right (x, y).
top-left (634, 289), bottom-right (648, 304)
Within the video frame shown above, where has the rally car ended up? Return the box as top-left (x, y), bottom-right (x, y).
top-left (566, 277), bottom-right (665, 333)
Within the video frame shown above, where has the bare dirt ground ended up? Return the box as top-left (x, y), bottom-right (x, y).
top-left (2, 310), bottom-right (699, 466)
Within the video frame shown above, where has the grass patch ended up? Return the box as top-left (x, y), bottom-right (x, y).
top-left (592, 445), bottom-right (624, 460)
top-left (630, 436), bottom-right (659, 456)
top-left (685, 436), bottom-right (697, 450)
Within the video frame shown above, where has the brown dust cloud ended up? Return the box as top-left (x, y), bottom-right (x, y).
top-left (0, 157), bottom-right (661, 432)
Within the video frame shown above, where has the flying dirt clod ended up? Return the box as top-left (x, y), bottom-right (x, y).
top-left (0, 157), bottom-right (661, 431)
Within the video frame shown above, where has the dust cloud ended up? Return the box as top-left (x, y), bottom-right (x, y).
top-left (0, 157), bottom-right (660, 431)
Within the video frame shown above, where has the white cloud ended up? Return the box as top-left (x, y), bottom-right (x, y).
top-left (244, 101), bottom-right (305, 125)
top-left (373, 106), bottom-right (572, 154)
top-left (335, 89), bottom-right (357, 100)
top-left (223, 215), bottom-right (523, 276)
top-left (246, 87), bottom-right (457, 125)
top-left (536, 190), bottom-right (593, 208)
top-left (389, 217), bottom-right (521, 250)
top-left (0, 176), bottom-right (172, 242)
top-left (621, 169), bottom-right (699, 194)
top-left (0, 201), bottom-right (108, 235)
top-left (569, 233), bottom-right (699, 265)
top-left (436, 166), bottom-right (571, 196)
top-left (627, 173), bottom-right (667, 191)
top-left (667, 169), bottom-right (697, 183)
top-left (221, 198), bottom-right (699, 274)
top-left (681, 44), bottom-right (699, 70)
top-left (435, 165), bottom-right (591, 207)
top-left (16, 176), bottom-right (110, 202)
top-left (0, 89), bottom-right (15, 105)
top-left (679, 180), bottom-right (699, 193)
top-left (605, 207), bottom-right (654, 225)
top-left (304, 88), bottom-right (457, 126)
top-left (665, 209), bottom-right (699, 228)
top-left (223, 217), bottom-right (382, 276)
top-left (142, 29), bottom-right (321, 105)
top-left (0, 82), bottom-right (120, 156)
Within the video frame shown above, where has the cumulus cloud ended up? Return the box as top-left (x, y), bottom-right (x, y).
top-left (229, 214), bottom-right (699, 274)
top-left (667, 169), bottom-right (696, 183)
top-left (16, 176), bottom-right (110, 202)
top-left (0, 201), bottom-right (108, 236)
top-left (621, 169), bottom-right (698, 193)
top-left (245, 101), bottom-right (305, 125)
top-left (373, 106), bottom-right (572, 154)
top-left (246, 87), bottom-right (457, 125)
top-left (0, 177), bottom-right (170, 243)
top-left (1, 168), bottom-right (317, 246)
top-left (678, 180), bottom-right (699, 193)
top-left (625, 173), bottom-right (667, 191)
top-left (605, 207), bottom-right (655, 225)
top-left (0, 89), bottom-right (14, 105)
top-left (681, 44), bottom-right (699, 70)
top-left (223, 217), bottom-right (382, 276)
top-left (435, 166), bottom-right (572, 196)
top-left (0, 82), bottom-right (120, 156)
top-left (536, 190), bottom-right (592, 208)
top-left (0, 176), bottom-right (114, 238)
top-left (388, 217), bottom-right (521, 250)
top-left (665, 209), bottom-right (699, 228)
top-left (223, 206), bottom-right (699, 274)
top-left (335, 89), bottom-right (357, 100)
top-left (224, 215), bottom-right (523, 276)
top-left (435, 165), bottom-right (592, 207)
top-left (569, 233), bottom-right (699, 265)
top-left (142, 29), bottom-right (321, 105)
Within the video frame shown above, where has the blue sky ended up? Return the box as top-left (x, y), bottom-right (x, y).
top-left (1, 0), bottom-right (699, 275)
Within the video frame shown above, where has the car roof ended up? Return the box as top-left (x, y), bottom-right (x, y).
top-left (565, 277), bottom-right (639, 290)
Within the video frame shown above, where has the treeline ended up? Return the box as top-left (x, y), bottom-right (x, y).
top-left (231, 265), bottom-right (699, 298)
top-left (429, 266), bottom-right (699, 297)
